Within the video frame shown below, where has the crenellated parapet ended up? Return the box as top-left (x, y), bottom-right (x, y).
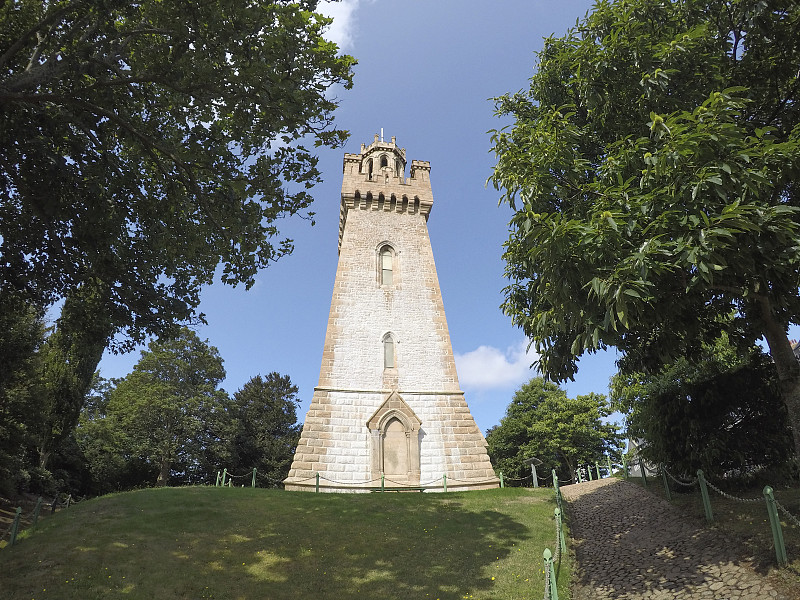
top-left (339, 134), bottom-right (433, 252)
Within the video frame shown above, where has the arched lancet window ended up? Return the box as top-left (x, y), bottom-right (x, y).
top-left (395, 160), bottom-right (402, 178)
top-left (382, 333), bottom-right (395, 369)
top-left (380, 246), bottom-right (393, 286)
top-left (367, 158), bottom-right (374, 180)
top-left (380, 154), bottom-right (388, 168)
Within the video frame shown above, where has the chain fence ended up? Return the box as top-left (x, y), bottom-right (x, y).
top-left (0, 494), bottom-right (70, 550)
top-left (775, 499), bottom-right (800, 529)
top-left (542, 469), bottom-right (565, 600)
top-left (628, 456), bottom-right (800, 567)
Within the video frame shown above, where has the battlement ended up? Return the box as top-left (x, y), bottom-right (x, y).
top-left (339, 135), bottom-right (434, 252)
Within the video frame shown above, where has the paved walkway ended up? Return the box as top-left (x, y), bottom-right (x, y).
top-left (561, 478), bottom-right (785, 599)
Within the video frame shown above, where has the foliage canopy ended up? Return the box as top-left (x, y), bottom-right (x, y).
top-left (228, 373), bottom-right (301, 487)
top-left (486, 377), bottom-right (623, 482)
top-left (100, 327), bottom-right (229, 486)
top-left (611, 341), bottom-right (793, 479)
top-left (0, 0), bottom-right (355, 346)
top-left (490, 0), bottom-right (800, 454)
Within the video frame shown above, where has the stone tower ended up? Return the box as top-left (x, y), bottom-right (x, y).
top-left (284, 135), bottom-right (498, 492)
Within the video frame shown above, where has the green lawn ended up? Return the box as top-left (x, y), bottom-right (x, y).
top-left (0, 486), bottom-right (570, 600)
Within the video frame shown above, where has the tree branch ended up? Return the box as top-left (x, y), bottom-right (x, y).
top-left (0, 2), bottom-right (78, 71)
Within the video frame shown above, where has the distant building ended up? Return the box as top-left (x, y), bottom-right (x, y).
top-left (283, 135), bottom-right (498, 492)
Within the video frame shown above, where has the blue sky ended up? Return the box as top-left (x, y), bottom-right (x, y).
top-left (99, 0), bottom-right (622, 434)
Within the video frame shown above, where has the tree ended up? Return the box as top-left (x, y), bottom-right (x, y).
top-left (75, 375), bottom-right (157, 495)
top-left (490, 0), bottom-right (800, 455)
top-left (101, 328), bottom-right (229, 486)
top-left (612, 342), bottom-right (793, 479)
top-left (228, 373), bottom-right (301, 486)
top-left (1, 1), bottom-right (355, 344)
top-left (1, 1), bottom-right (353, 483)
top-left (0, 291), bottom-right (45, 494)
top-left (486, 377), bottom-right (623, 482)
top-left (32, 283), bottom-right (114, 469)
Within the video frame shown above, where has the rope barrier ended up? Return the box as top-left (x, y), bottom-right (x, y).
top-left (319, 475), bottom-right (380, 485)
top-left (287, 475), bottom-right (318, 483)
top-left (662, 466), bottom-right (698, 487)
top-left (774, 498), bottom-right (800, 529)
top-left (306, 473), bottom-right (501, 488)
top-left (704, 479), bottom-right (762, 503)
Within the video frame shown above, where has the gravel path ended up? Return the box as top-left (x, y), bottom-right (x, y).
top-left (561, 477), bottom-right (785, 599)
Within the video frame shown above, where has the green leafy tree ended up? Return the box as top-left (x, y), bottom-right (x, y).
top-left (487, 377), bottom-right (623, 482)
top-left (75, 375), bottom-right (157, 495)
top-left (102, 328), bottom-right (229, 486)
top-left (228, 373), bottom-right (301, 486)
top-left (0, 2), bottom-right (355, 461)
top-left (611, 343), bottom-right (793, 480)
top-left (33, 283), bottom-right (114, 469)
top-left (1, 0), bottom-right (355, 339)
top-left (0, 291), bottom-right (45, 493)
top-left (490, 0), bottom-right (800, 455)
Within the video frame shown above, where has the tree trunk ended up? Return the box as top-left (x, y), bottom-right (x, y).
top-left (561, 453), bottom-right (576, 483)
top-left (156, 458), bottom-right (171, 487)
top-left (759, 298), bottom-right (800, 459)
top-left (38, 448), bottom-right (51, 470)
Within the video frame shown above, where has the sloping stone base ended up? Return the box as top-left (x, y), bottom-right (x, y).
top-left (284, 388), bottom-right (499, 492)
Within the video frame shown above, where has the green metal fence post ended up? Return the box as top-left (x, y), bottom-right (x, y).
top-left (552, 468), bottom-right (562, 511)
top-left (697, 469), bottom-right (713, 523)
top-left (543, 548), bottom-right (559, 600)
top-left (555, 508), bottom-right (566, 554)
top-left (65, 494), bottom-right (71, 508)
top-left (32, 496), bottom-right (42, 527)
top-left (221, 468), bottom-right (228, 487)
top-left (443, 474), bottom-right (447, 493)
top-left (215, 471), bottom-right (221, 487)
top-left (587, 464), bottom-right (593, 481)
top-left (660, 464), bottom-right (672, 501)
top-left (252, 468), bottom-right (257, 488)
top-left (577, 467), bottom-right (583, 484)
top-left (499, 472), bottom-right (504, 488)
top-left (607, 455), bottom-right (613, 477)
top-left (763, 486), bottom-right (788, 566)
top-left (315, 472), bottom-right (320, 493)
top-left (9, 507), bottom-right (22, 546)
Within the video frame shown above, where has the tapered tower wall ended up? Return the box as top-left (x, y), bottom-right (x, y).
top-left (284, 135), bottom-right (498, 492)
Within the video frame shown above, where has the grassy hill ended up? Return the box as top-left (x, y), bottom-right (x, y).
top-left (0, 486), bottom-right (569, 600)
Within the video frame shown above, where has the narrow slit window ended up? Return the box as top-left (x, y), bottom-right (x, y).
top-left (383, 335), bottom-right (395, 368)
top-left (381, 247), bottom-right (393, 286)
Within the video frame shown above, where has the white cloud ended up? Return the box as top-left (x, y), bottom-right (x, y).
top-left (318, 0), bottom-right (363, 51)
top-left (455, 339), bottom-right (540, 391)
